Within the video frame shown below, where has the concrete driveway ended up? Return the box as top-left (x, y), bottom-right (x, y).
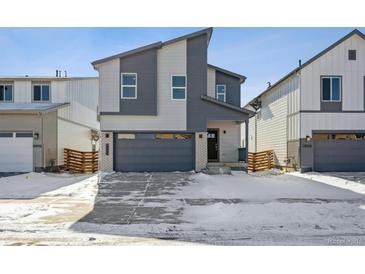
top-left (73, 171), bottom-right (365, 245)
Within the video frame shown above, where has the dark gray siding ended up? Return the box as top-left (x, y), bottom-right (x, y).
top-left (119, 49), bottom-right (157, 115)
top-left (216, 71), bottom-right (241, 107)
top-left (114, 133), bottom-right (195, 172)
top-left (186, 35), bottom-right (249, 132)
top-left (320, 101), bottom-right (342, 112)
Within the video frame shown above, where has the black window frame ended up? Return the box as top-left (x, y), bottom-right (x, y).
top-left (0, 83), bottom-right (14, 102)
top-left (348, 49), bottom-right (357, 60)
top-left (321, 76), bottom-right (342, 102)
top-left (32, 83), bottom-right (51, 102)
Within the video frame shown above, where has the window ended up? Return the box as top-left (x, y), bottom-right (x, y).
top-left (33, 84), bottom-right (50, 102)
top-left (0, 84), bottom-right (13, 102)
top-left (321, 77), bottom-right (341, 102)
top-left (216, 84), bottom-right (226, 102)
top-left (118, 133), bottom-right (135, 139)
top-left (348, 50), bottom-right (356, 60)
top-left (156, 133), bottom-right (174, 139)
top-left (171, 75), bottom-right (186, 100)
top-left (121, 73), bottom-right (137, 99)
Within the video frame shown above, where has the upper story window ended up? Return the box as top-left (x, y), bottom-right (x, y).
top-left (216, 84), bottom-right (226, 102)
top-left (0, 84), bottom-right (13, 102)
top-left (321, 76), bottom-right (341, 102)
top-left (121, 73), bottom-right (137, 99)
top-left (348, 50), bottom-right (356, 60)
top-left (171, 75), bottom-right (186, 100)
top-left (33, 84), bottom-right (50, 102)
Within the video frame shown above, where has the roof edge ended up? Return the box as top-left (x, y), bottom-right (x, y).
top-left (201, 95), bottom-right (256, 117)
top-left (208, 64), bottom-right (246, 83)
top-left (91, 28), bottom-right (213, 68)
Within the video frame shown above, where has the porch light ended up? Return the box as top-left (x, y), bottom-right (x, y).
top-left (306, 135), bottom-right (311, 142)
top-left (33, 133), bottom-right (39, 140)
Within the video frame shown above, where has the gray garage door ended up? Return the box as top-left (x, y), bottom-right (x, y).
top-left (114, 133), bottom-right (195, 172)
top-left (314, 133), bottom-right (365, 172)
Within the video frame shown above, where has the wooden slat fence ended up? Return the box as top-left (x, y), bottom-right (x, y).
top-left (64, 148), bottom-right (99, 173)
top-left (248, 150), bottom-right (274, 172)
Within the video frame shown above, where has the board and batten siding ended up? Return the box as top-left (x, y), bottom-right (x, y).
top-left (255, 75), bottom-right (300, 166)
top-left (56, 78), bottom-right (99, 130)
top-left (13, 81), bottom-right (32, 102)
top-left (98, 58), bottom-right (120, 112)
top-left (207, 67), bottom-right (216, 98)
top-left (100, 40), bottom-right (187, 131)
top-left (301, 34), bottom-right (365, 111)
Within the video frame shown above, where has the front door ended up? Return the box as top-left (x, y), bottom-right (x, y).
top-left (207, 129), bottom-right (219, 162)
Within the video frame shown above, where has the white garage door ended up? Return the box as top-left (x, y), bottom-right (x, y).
top-left (0, 132), bottom-right (33, 172)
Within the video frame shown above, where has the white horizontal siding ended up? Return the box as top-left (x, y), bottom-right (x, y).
top-left (207, 67), bottom-right (216, 98)
top-left (301, 34), bottom-right (365, 111)
top-left (100, 40), bottom-right (187, 131)
top-left (301, 112), bottom-right (365, 138)
top-left (248, 116), bottom-right (256, 153)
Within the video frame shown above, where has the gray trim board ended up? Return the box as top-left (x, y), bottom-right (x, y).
top-left (246, 29), bottom-right (365, 107)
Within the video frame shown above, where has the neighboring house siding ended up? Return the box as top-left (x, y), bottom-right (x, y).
top-left (42, 111), bottom-right (58, 167)
top-left (119, 48), bottom-right (157, 115)
top-left (255, 75), bottom-right (299, 166)
top-left (248, 116), bottom-right (256, 153)
top-left (207, 67), bottom-right (216, 98)
top-left (300, 112), bottom-right (365, 137)
top-left (57, 78), bottom-right (99, 129)
top-left (98, 59), bottom-right (120, 112)
top-left (301, 34), bottom-right (365, 111)
top-left (14, 81), bottom-right (31, 102)
top-left (57, 119), bottom-right (97, 165)
top-left (207, 121), bottom-right (241, 162)
top-left (100, 40), bottom-right (187, 131)
top-left (215, 70), bottom-right (241, 107)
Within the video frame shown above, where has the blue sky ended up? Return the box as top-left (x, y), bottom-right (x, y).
top-left (0, 27), bottom-right (364, 105)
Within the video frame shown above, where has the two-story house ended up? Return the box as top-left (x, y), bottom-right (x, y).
top-left (0, 75), bottom-right (99, 172)
top-left (93, 28), bottom-right (254, 172)
top-left (245, 29), bottom-right (365, 172)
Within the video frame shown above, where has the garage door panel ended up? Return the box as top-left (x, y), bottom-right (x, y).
top-left (0, 133), bottom-right (33, 172)
top-left (314, 139), bottom-right (365, 172)
top-left (115, 135), bottom-right (195, 172)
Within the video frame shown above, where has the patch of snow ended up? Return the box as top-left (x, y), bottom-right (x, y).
top-left (290, 172), bottom-right (365, 195)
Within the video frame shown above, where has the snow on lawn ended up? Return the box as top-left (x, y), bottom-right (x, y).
top-left (0, 172), bottom-right (98, 199)
top-left (290, 172), bottom-right (365, 195)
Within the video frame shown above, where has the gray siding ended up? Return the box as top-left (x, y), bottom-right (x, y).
top-left (186, 35), bottom-right (248, 132)
top-left (119, 49), bottom-right (157, 115)
top-left (216, 70), bottom-right (241, 107)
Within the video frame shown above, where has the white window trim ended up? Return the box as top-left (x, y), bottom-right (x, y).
top-left (121, 73), bottom-right (138, 99)
top-left (216, 84), bottom-right (226, 102)
top-left (171, 75), bottom-right (187, 100)
top-left (321, 76), bottom-right (342, 102)
top-left (32, 83), bottom-right (51, 102)
top-left (0, 83), bottom-right (14, 102)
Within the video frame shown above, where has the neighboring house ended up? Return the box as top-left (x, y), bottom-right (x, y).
top-left (0, 76), bottom-right (99, 172)
top-left (245, 29), bottom-right (365, 172)
top-left (93, 28), bottom-right (254, 172)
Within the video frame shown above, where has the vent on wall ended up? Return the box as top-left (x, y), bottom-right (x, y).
top-left (348, 50), bottom-right (356, 60)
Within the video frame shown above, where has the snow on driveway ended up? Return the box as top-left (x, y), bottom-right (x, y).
top-left (1, 171), bottom-right (365, 245)
top-left (73, 171), bottom-right (365, 245)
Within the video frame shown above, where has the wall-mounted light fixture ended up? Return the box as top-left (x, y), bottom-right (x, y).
top-left (223, 130), bottom-right (227, 134)
top-left (199, 134), bottom-right (203, 139)
top-left (306, 135), bottom-right (311, 142)
top-left (33, 133), bottom-right (39, 140)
